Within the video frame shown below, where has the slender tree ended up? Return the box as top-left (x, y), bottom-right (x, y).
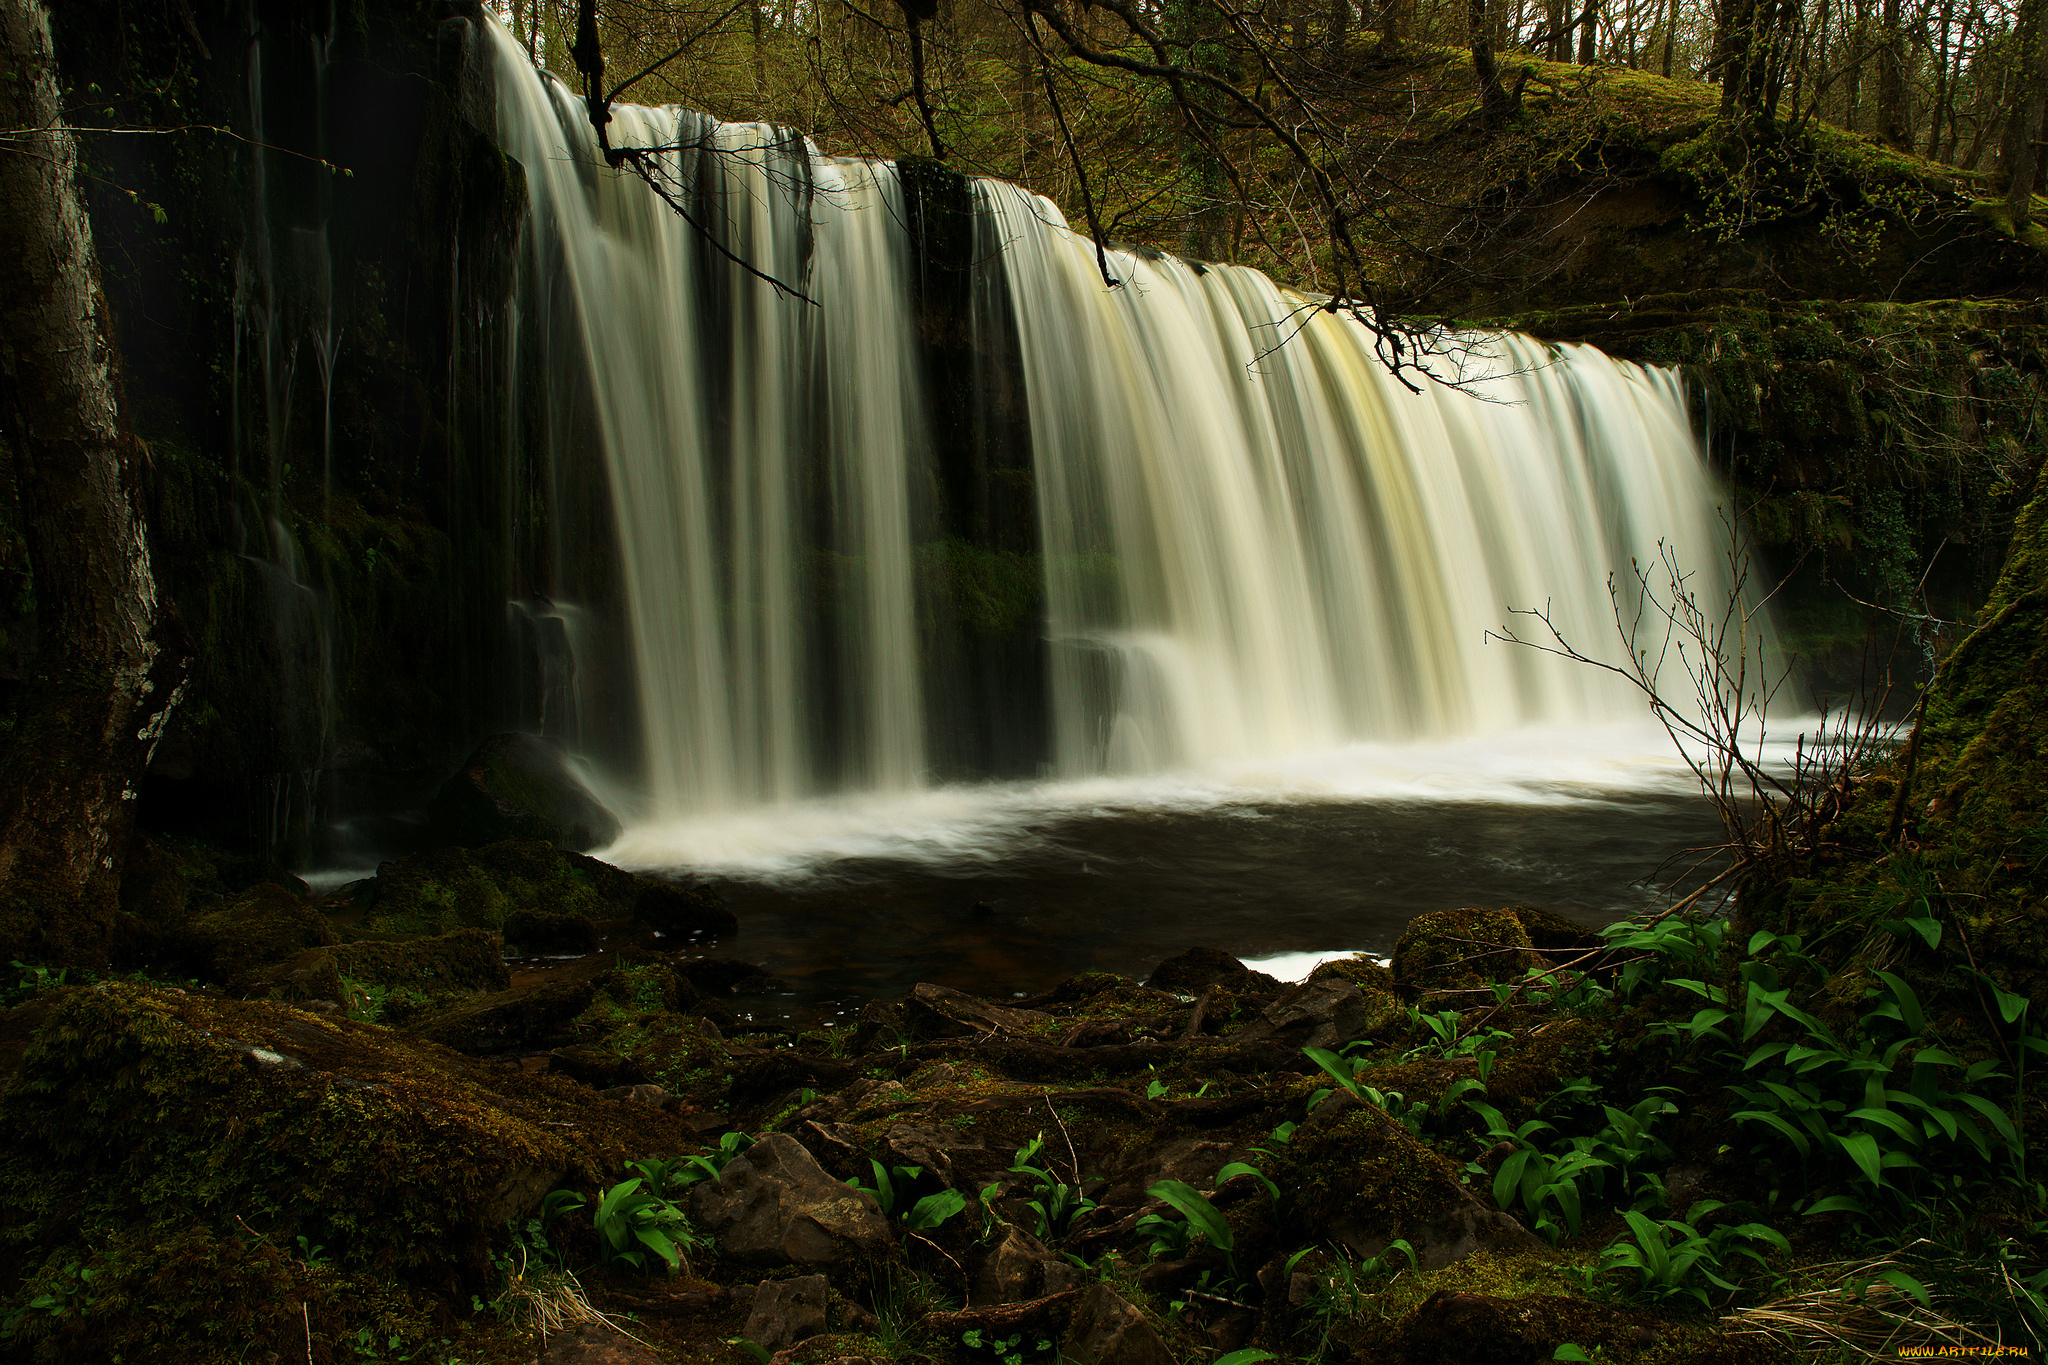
top-left (0, 0), bottom-right (187, 968)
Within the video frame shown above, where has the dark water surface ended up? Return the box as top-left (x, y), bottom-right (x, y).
top-left (677, 792), bottom-right (1725, 1020)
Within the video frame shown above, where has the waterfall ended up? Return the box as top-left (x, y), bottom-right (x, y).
top-left (488, 27), bottom-right (1755, 822)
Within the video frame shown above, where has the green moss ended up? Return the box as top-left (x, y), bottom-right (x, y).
top-left (1392, 906), bottom-right (1536, 999)
top-left (362, 841), bottom-right (638, 937)
top-left (1266, 1103), bottom-right (1471, 1250)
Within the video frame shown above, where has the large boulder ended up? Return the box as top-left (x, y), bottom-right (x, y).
top-left (975, 1225), bottom-right (1085, 1305)
top-left (0, 982), bottom-right (687, 1362)
top-left (688, 1133), bottom-right (894, 1267)
top-left (427, 732), bottom-right (622, 852)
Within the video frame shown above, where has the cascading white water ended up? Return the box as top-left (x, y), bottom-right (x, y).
top-left (490, 26), bottom-right (1758, 825)
top-left (493, 26), bottom-right (930, 814)
top-left (978, 184), bottom-right (1743, 776)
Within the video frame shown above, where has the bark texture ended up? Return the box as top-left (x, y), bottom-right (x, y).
top-left (0, 0), bottom-right (185, 966)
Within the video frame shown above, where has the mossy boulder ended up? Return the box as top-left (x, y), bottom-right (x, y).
top-left (188, 884), bottom-right (338, 995)
top-left (1392, 907), bottom-right (1538, 1001)
top-left (1308, 954), bottom-right (1407, 1035)
top-left (425, 731), bottom-right (622, 852)
top-left (241, 927), bottom-right (514, 1021)
top-left (4, 982), bottom-right (665, 1256)
top-left (1506, 905), bottom-right (1604, 955)
top-left (1144, 946), bottom-right (1284, 995)
top-left (360, 840), bottom-right (735, 943)
top-left (1267, 1102), bottom-right (1542, 1270)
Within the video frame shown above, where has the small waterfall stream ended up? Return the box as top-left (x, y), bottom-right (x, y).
top-left (487, 24), bottom-right (1756, 830)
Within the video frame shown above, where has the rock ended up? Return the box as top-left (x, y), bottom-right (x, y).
top-left (851, 998), bottom-right (906, 1051)
top-left (743, 1275), bottom-right (829, 1353)
top-left (540, 1323), bottom-right (670, 1365)
top-left (1392, 907), bottom-right (1538, 1000)
top-left (191, 885), bottom-right (340, 996)
top-left (1253, 975), bottom-right (1369, 1049)
top-left (407, 972), bottom-right (606, 1054)
top-left (218, 858), bottom-right (313, 899)
top-left (505, 908), bottom-right (600, 956)
top-left (903, 982), bottom-right (1051, 1040)
top-left (0, 981), bottom-right (660, 1298)
top-left (635, 879), bottom-right (739, 941)
top-left (1100, 1138), bottom-right (1238, 1209)
top-left (975, 1225), bottom-right (1085, 1305)
top-left (362, 840), bottom-right (636, 937)
top-left (1394, 1290), bottom-right (1663, 1365)
top-left (1506, 905), bottom-right (1603, 954)
top-left (910, 1062), bottom-right (958, 1089)
top-left (884, 1122), bottom-right (986, 1187)
top-left (1144, 946), bottom-right (1283, 995)
top-left (551, 1044), bottom-right (646, 1088)
top-left (1270, 1103), bottom-right (1543, 1272)
top-left (244, 927), bottom-right (515, 1018)
top-left (688, 1133), bottom-right (894, 1266)
top-left (1060, 1284), bottom-right (1173, 1365)
top-left (601, 1083), bottom-right (672, 1107)
top-left (428, 732), bottom-right (622, 852)
top-left (727, 1054), bottom-right (860, 1109)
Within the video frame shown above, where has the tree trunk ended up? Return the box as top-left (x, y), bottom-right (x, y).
top-left (1472, 0), bottom-right (1517, 125)
top-left (1577, 0), bottom-right (1599, 62)
top-left (1876, 0), bottom-right (1909, 146)
top-left (0, 0), bottom-right (186, 968)
top-left (2007, 0), bottom-right (2048, 229)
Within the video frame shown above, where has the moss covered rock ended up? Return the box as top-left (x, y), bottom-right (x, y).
top-left (425, 732), bottom-right (622, 853)
top-left (360, 840), bottom-right (736, 946)
top-left (1393, 907), bottom-right (1538, 1001)
top-left (188, 884), bottom-right (338, 995)
top-left (1267, 1102), bottom-right (1542, 1270)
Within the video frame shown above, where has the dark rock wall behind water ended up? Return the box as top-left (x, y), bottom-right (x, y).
top-left (29, 1), bottom-right (599, 862)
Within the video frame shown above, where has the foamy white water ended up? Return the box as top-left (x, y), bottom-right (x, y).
top-left (598, 716), bottom-right (1824, 879)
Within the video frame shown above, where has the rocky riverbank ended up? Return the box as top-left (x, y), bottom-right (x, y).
top-left (3, 830), bottom-right (2041, 1364)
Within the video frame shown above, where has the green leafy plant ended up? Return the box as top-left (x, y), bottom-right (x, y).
top-left (960, 1327), bottom-right (1055, 1363)
top-left (1586, 1203), bottom-right (1790, 1308)
top-left (1465, 1101), bottom-right (1611, 1244)
top-left (849, 1160), bottom-right (969, 1230)
top-left (1003, 1134), bottom-right (1099, 1242)
top-left (592, 1176), bottom-right (698, 1274)
top-left (673, 1131), bottom-right (755, 1188)
top-left (1140, 1179), bottom-right (1237, 1274)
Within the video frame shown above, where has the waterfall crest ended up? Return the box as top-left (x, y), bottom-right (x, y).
top-left (489, 27), bottom-right (1756, 820)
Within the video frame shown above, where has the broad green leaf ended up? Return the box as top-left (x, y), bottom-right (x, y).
top-left (1875, 971), bottom-right (1926, 1034)
top-left (1147, 1180), bottom-right (1233, 1253)
top-left (1874, 1269), bottom-right (1933, 1307)
top-left (904, 1189), bottom-right (968, 1230)
top-left (1846, 1107), bottom-right (1921, 1144)
top-left (1732, 1108), bottom-right (1812, 1158)
top-left (1802, 1193), bottom-right (1868, 1217)
top-left (1838, 1132), bottom-right (1885, 1186)
top-left (1955, 1094), bottom-right (2021, 1146)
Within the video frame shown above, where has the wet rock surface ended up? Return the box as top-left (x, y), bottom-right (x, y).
top-left (689, 1134), bottom-right (895, 1266)
top-left (428, 732), bottom-right (623, 852)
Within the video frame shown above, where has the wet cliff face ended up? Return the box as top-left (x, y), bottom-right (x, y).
top-left (27, 1), bottom-right (629, 863)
